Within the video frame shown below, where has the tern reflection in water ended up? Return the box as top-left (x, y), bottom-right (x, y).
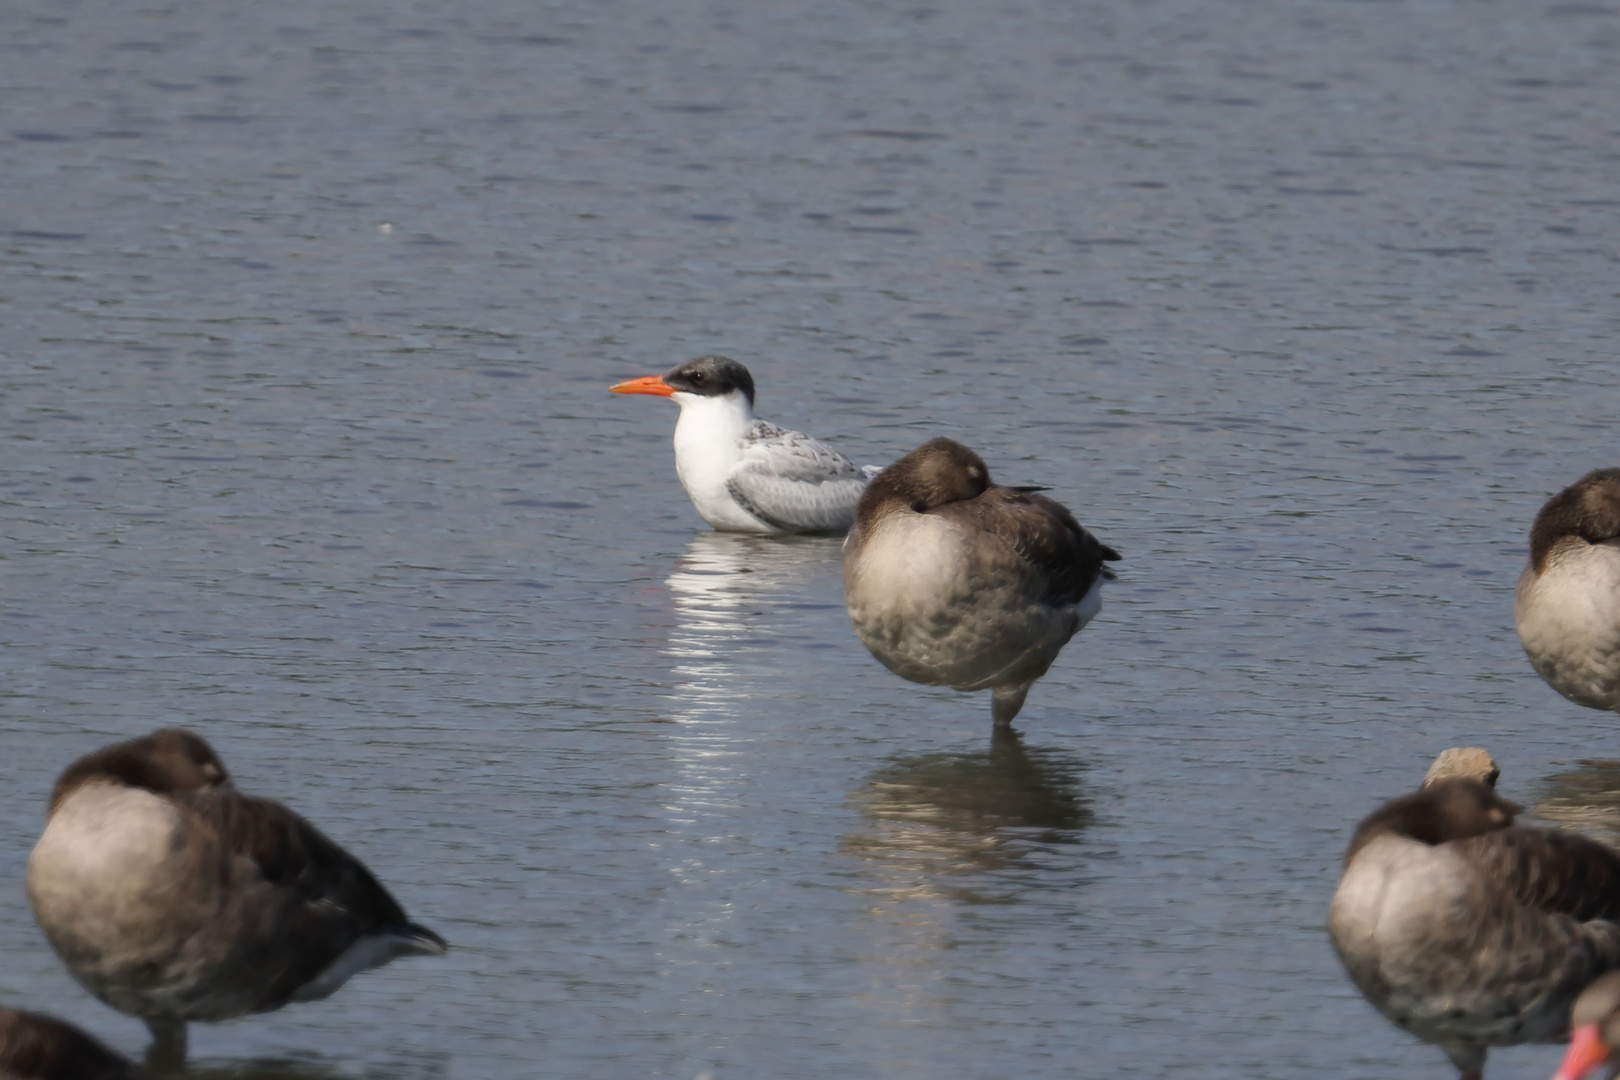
top-left (664, 532), bottom-right (843, 717)
top-left (658, 531), bottom-right (839, 830)
top-left (843, 731), bottom-right (1092, 904)
top-left (1534, 760), bottom-right (1620, 844)
top-left (651, 532), bottom-right (846, 1074)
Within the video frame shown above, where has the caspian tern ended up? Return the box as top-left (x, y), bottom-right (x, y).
top-left (610, 354), bottom-right (879, 534)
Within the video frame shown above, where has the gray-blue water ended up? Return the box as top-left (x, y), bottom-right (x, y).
top-left (3, 0), bottom-right (1620, 1076)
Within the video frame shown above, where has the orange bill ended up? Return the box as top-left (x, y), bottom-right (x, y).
top-left (609, 375), bottom-right (674, 397)
top-left (1554, 1024), bottom-right (1612, 1080)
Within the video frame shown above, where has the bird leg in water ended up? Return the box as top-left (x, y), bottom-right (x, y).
top-left (1441, 1039), bottom-right (1484, 1080)
top-left (991, 684), bottom-right (1030, 729)
top-left (144, 1017), bottom-right (187, 1073)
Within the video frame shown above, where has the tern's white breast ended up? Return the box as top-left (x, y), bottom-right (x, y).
top-left (669, 391), bottom-right (766, 531)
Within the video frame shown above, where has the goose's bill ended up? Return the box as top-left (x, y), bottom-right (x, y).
top-left (1553, 1024), bottom-right (1612, 1080)
top-left (609, 375), bottom-right (674, 397)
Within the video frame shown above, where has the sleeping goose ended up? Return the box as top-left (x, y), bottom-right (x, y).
top-left (610, 354), bottom-right (879, 534)
top-left (26, 729), bottom-right (446, 1066)
top-left (1328, 774), bottom-right (1620, 1079)
top-left (1515, 469), bottom-right (1620, 712)
top-left (843, 437), bottom-right (1120, 729)
top-left (0, 1008), bottom-right (133, 1080)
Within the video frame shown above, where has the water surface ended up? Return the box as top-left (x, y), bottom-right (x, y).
top-left (3, 0), bottom-right (1620, 1076)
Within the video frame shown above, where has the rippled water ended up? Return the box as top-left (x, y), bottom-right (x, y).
top-left (4, 0), bottom-right (1620, 1076)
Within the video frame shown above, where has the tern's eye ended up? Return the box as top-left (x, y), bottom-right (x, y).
top-left (690, 372), bottom-right (705, 384)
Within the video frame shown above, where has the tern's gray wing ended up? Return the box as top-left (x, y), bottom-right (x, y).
top-left (725, 420), bottom-right (872, 533)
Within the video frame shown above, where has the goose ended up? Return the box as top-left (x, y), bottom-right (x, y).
top-left (1515, 469), bottom-right (1620, 712)
top-left (1328, 773), bottom-right (1620, 1079)
top-left (26, 729), bottom-right (446, 1066)
top-left (1552, 970), bottom-right (1620, 1080)
top-left (0, 1007), bottom-right (133, 1080)
top-left (610, 355), bottom-right (878, 534)
top-left (842, 437), bottom-right (1120, 729)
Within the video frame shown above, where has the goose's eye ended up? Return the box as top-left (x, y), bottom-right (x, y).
top-left (911, 501), bottom-right (927, 513)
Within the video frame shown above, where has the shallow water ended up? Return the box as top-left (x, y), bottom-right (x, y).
top-left (3, 0), bottom-right (1620, 1076)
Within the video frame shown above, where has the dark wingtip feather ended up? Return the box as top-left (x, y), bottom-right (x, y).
top-left (397, 923), bottom-right (449, 956)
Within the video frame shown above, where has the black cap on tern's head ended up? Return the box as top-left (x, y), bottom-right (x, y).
top-left (50, 728), bottom-right (231, 814)
top-left (608, 355), bottom-right (756, 406)
top-left (1530, 468), bottom-right (1620, 574)
top-left (864, 437), bottom-right (993, 516)
top-left (1558, 972), bottom-right (1620, 1080)
top-left (1345, 777), bottom-right (1520, 865)
top-left (661, 355), bottom-right (756, 406)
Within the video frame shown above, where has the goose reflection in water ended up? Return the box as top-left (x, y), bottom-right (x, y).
top-left (1534, 760), bottom-right (1620, 843)
top-left (843, 731), bottom-right (1092, 904)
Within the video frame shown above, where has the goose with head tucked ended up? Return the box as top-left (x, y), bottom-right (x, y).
top-left (0, 1008), bottom-right (133, 1080)
top-left (1329, 768), bottom-right (1620, 1080)
top-left (842, 437), bottom-right (1120, 730)
top-left (1515, 469), bottom-right (1620, 713)
top-left (610, 355), bottom-right (879, 535)
top-left (26, 729), bottom-right (446, 1067)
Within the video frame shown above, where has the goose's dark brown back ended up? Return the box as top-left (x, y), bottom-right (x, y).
top-left (178, 788), bottom-right (440, 1009)
top-left (1457, 827), bottom-right (1620, 924)
top-left (192, 790), bottom-right (411, 925)
top-left (1348, 779), bottom-right (1620, 921)
top-left (936, 488), bottom-right (1120, 608)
